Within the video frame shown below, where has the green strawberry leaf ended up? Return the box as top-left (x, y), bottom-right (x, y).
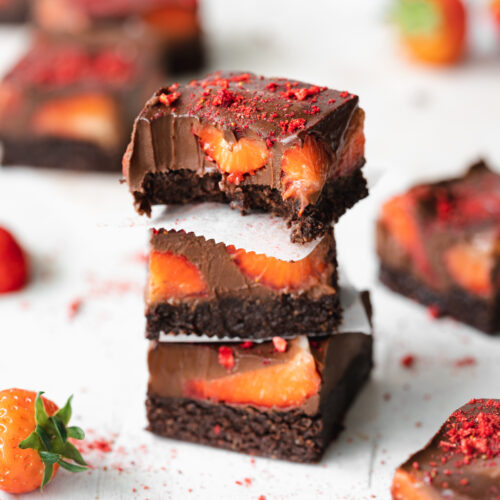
top-left (57, 459), bottom-right (88, 473)
top-left (34, 392), bottom-right (50, 427)
top-left (39, 451), bottom-right (60, 464)
top-left (18, 432), bottom-right (41, 451)
top-left (62, 442), bottom-right (87, 466)
top-left (55, 396), bottom-right (73, 426)
top-left (41, 463), bottom-right (54, 490)
top-left (67, 426), bottom-right (85, 440)
top-left (19, 392), bottom-right (88, 491)
top-left (394, 0), bottom-right (441, 37)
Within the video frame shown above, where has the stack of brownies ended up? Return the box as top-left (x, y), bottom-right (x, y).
top-left (123, 71), bottom-right (374, 462)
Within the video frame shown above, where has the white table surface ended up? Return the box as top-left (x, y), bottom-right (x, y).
top-left (0, 1), bottom-right (499, 499)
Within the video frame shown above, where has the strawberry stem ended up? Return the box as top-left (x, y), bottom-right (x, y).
top-left (18, 392), bottom-right (88, 489)
top-left (394, 0), bottom-right (441, 36)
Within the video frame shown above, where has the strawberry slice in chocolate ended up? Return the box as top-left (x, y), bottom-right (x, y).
top-left (123, 71), bottom-right (367, 243)
top-left (391, 399), bottom-right (500, 500)
top-left (146, 228), bottom-right (341, 339)
top-left (377, 161), bottom-right (500, 334)
top-left (0, 36), bottom-right (160, 172)
top-left (146, 294), bottom-right (373, 463)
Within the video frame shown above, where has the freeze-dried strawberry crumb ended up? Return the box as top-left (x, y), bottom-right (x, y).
top-left (160, 91), bottom-right (181, 107)
top-left (272, 337), bottom-right (287, 353)
top-left (218, 346), bottom-right (235, 371)
top-left (240, 341), bottom-right (254, 349)
top-left (401, 354), bottom-right (416, 368)
top-left (454, 356), bottom-right (476, 367)
top-left (213, 424), bottom-right (221, 435)
top-left (428, 305), bottom-right (442, 318)
top-left (68, 298), bottom-right (83, 320)
top-left (438, 399), bottom-right (500, 464)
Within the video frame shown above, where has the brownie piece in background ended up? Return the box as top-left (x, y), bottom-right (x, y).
top-left (377, 162), bottom-right (500, 334)
top-left (0, 0), bottom-right (27, 23)
top-left (0, 35), bottom-right (161, 172)
top-left (391, 399), bottom-right (500, 499)
top-left (123, 71), bottom-right (367, 243)
top-left (32, 0), bottom-right (205, 74)
top-left (146, 228), bottom-right (341, 339)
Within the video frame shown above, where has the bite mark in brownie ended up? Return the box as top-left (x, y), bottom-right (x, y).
top-left (123, 71), bottom-right (367, 242)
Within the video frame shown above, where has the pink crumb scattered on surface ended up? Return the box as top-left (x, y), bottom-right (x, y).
top-left (68, 297), bottom-right (83, 320)
top-left (400, 354), bottom-right (416, 368)
top-left (454, 356), bottom-right (476, 367)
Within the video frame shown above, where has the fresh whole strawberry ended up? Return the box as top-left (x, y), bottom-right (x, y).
top-left (0, 389), bottom-right (87, 494)
top-left (0, 227), bottom-right (28, 293)
top-left (394, 0), bottom-right (467, 64)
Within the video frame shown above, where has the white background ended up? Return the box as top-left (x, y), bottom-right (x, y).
top-left (0, 1), bottom-right (499, 499)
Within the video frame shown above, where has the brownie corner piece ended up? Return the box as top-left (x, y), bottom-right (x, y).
top-left (391, 398), bottom-right (500, 499)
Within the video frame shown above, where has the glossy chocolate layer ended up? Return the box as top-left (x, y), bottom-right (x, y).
top-left (124, 71), bottom-right (364, 214)
top-left (148, 332), bottom-right (373, 415)
top-left (377, 162), bottom-right (500, 297)
top-left (147, 228), bottom-right (338, 305)
top-left (392, 399), bottom-right (500, 500)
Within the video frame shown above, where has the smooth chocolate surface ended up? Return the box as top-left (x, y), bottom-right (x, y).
top-left (392, 399), bottom-right (500, 500)
top-left (123, 71), bottom-right (366, 241)
top-left (146, 228), bottom-right (342, 338)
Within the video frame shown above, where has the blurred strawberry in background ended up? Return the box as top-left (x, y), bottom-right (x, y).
top-left (394, 0), bottom-right (467, 64)
top-left (491, 0), bottom-right (500, 29)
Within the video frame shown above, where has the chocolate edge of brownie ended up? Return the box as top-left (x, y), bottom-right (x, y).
top-left (1, 136), bottom-right (123, 172)
top-left (145, 334), bottom-right (372, 463)
top-left (379, 264), bottom-right (500, 334)
top-left (145, 293), bottom-right (343, 339)
top-left (135, 164), bottom-right (368, 243)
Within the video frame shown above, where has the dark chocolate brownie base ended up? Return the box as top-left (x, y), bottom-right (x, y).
top-left (1, 137), bottom-right (122, 172)
top-left (146, 335), bottom-right (373, 463)
top-left (135, 165), bottom-right (368, 243)
top-left (146, 293), bottom-right (342, 340)
top-left (163, 35), bottom-right (205, 75)
top-left (380, 265), bottom-right (500, 334)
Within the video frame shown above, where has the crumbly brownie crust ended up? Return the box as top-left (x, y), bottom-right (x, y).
top-left (136, 167), bottom-right (367, 243)
top-left (1, 137), bottom-right (122, 172)
top-left (146, 293), bottom-right (342, 340)
top-left (146, 336), bottom-right (372, 462)
top-left (380, 265), bottom-right (500, 334)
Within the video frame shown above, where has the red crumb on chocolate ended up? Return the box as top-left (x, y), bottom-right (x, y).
top-left (401, 354), bottom-right (416, 369)
top-left (68, 298), bottom-right (83, 320)
top-left (160, 91), bottom-right (181, 107)
top-left (438, 399), bottom-right (500, 464)
top-left (272, 336), bottom-right (287, 353)
top-left (454, 356), bottom-right (476, 368)
top-left (428, 305), bottom-right (442, 319)
top-left (218, 346), bottom-right (235, 371)
top-left (340, 91), bottom-right (350, 98)
top-left (240, 341), bottom-right (254, 349)
top-left (412, 461), bottom-right (420, 470)
top-left (280, 85), bottom-right (324, 101)
top-left (213, 424), bottom-right (221, 435)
